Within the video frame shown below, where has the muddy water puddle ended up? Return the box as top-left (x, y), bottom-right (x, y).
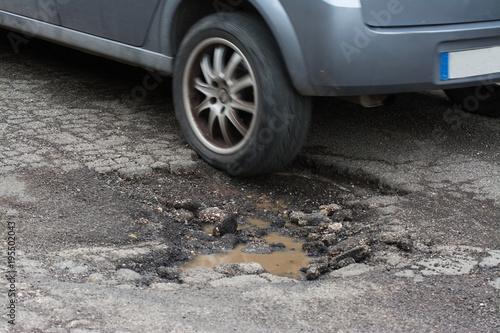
top-left (184, 219), bottom-right (310, 279)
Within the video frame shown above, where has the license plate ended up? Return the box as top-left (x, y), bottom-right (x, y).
top-left (440, 46), bottom-right (500, 80)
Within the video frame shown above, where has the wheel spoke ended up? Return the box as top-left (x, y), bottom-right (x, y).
top-left (213, 46), bottom-right (226, 77)
top-left (229, 74), bottom-right (254, 95)
top-left (223, 52), bottom-right (242, 79)
top-left (226, 107), bottom-right (248, 136)
top-left (185, 37), bottom-right (260, 153)
top-left (220, 115), bottom-right (235, 146)
top-left (230, 98), bottom-right (256, 114)
top-left (194, 98), bottom-right (213, 115)
top-left (193, 78), bottom-right (217, 98)
top-left (200, 54), bottom-right (215, 84)
top-left (207, 108), bottom-right (218, 137)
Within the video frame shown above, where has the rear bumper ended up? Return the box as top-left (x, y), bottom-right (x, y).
top-left (291, 1), bottom-right (500, 96)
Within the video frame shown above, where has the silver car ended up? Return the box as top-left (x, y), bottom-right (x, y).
top-left (1, 0), bottom-right (499, 175)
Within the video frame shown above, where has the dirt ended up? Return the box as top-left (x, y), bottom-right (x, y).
top-left (10, 158), bottom-right (390, 283)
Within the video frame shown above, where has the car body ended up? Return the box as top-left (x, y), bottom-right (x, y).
top-left (1, 0), bottom-right (499, 175)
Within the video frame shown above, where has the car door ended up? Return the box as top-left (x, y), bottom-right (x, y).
top-left (56, 0), bottom-right (160, 47)
top-left (0, 0), bottom-right (59, 24)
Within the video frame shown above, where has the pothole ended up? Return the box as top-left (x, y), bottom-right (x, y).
top-left (183, 218), bottom-right (310, 279)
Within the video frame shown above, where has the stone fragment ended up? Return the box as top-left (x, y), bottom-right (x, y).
top-left (115, 268), bottom-right (142, 281)
top-left (173, 199), bottom-right (201, 212)
top-left (213, 262), bottom-right (267, 276)
top-left (329, 246), bottom-right (370, 269)
top-left (171, 209), bottom-right (195, 224)
top-left (331, 209), bottom-right (353, 221)
top-left (321, 233), bottom-right (338, 246)
top-left (306, 233), bottom-right (321, 242)
top-left (157, 267), bottom-right (182, 281)
top-left (328, 222), bottom-right (343, 232)
top-left (199, 207), bottom-right (228, 224)
top-left (179, 267), bottom-right (224, 285)
top-left (271, 219), bottom-right (286, 228)
top-left (269, 242), bottom-right (286, 251)
top-left (308, 256), bottom-right (329, 266)
top-left (327, 235), bottom-right (368, 256)
top-left (259, 273), bottom-right (299, 283)
top-left (289, 211), bottom-right (306, 224)
top-left (213, 213), bottom-right (238, 237)
top-left (242, 242), bottom-right (272, 254)
top-left (380, 231), bottom-right (413, 252)
top-left (304, 262), bottom-right (330, 280)
top-left (380, 231), bottom-right (405, 245)
top-left (397, 238), bottom-right (413, 252)
top-left (292, 226), bottom-right (322, 238)
top-left (217, 234), bottom-right (238, 251)
top-left (298, 212), bottom-right (331, 226)
top-left (302, 241), bottom-right (327, 255)
top-left (319, 203), bottom-right (342, 215)
top-left (332, 257), bottom-right (356, 270)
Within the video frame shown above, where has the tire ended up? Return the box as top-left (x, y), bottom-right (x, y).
top-left (444, 83), bottom-right (500, 117)
top-left (173, 13), bottom-right (311, 176)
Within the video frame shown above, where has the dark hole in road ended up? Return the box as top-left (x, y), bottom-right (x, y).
top-left (182, 218), bottom-right (310, 279)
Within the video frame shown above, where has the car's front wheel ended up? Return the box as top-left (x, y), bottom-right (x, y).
top-left (173, 13), bottom-right (311, 176)
top-left (444, 83), bottom-right (500, 117)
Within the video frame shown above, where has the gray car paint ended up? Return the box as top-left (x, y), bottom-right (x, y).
top-left (57, 0), bottom-right (160, 47)
top-left (0, 0), bottom-right (499, 97)
top-left (0, 0), bottom-right (59, 24)
top-left (282, 0), bottom-right (500, 95)
top-left (360, 0), bottom-right (500, 27)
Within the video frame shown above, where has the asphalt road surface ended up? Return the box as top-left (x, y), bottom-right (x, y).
top-left (1, 31), bottom-right (499, 332)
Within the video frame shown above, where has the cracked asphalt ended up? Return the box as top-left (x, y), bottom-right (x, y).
top-left (1, 32), bottom-right (499, 332)
top-left (0, 51), bottom-right (195, 176)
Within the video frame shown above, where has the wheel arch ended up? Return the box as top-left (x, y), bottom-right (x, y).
top-left (158, 0), bottom-right (313, 95)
